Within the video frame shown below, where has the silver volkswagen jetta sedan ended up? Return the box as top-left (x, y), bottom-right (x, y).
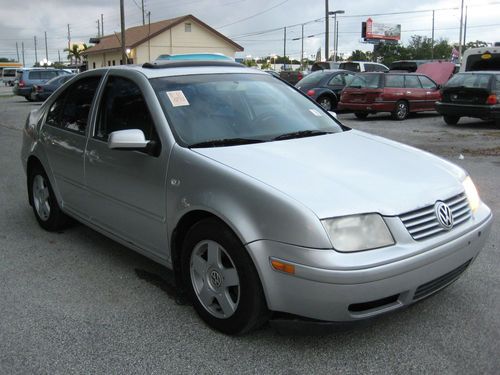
top-left (21, 60), bottom-right (492, 335)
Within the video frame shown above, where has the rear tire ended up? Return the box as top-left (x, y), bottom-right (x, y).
top-left (28, 165), bottom-right (71, 231)
top-left (317, 95), bottom-right (336, 111)
top-left (181, 218), bottom-right (269, 335)
top-left (391, 100), bottom-right (409, 120)
top-left (354, 112), bottom-right (368, 119)
top-left (25, 95), bottom-right (34, 102)
top-left (443, 115), bottom-right (460, 125)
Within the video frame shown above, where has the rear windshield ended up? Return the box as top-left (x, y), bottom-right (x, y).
top-left (339, 62), bottom-right (360, 72)
top-left (465, 53), bottom-right (500, 71)
top-left (2, 69), bottom-right (16, 77)
top-left (28, 70), bottom-right (59, 80)
top-left (297, 71), bottom-right (329, 85)
top-left (311, 62), bottom-right (334, 71)
top-left (445, 73), bottom-right (493, 89)
top-left (346, 74), bottom-right (382, 88)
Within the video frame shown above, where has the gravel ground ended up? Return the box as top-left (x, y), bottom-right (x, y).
top-left (0, 87), bottom-right (498, 374)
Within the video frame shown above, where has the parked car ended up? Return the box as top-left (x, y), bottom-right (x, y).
top-left (155, 53), bottom-right (233, 62)
top-left (13, 68), bottom-right (71, 101)
top-left (436, 71), bottom-right (500, 125)
top-left (339, 62), bottom-right (456, 120)
top-left (339, 61), bottom-right (389, 73)
top-left (21, 59), bottom-right (492, 335)
top-left (460, 46), bottom-right (500, 72)
top-left (30, 74), bottom-right (75, 102)
top-left (311, 61), bottom-right (341, 71)
top-left (296, 69), bottom-right (355, 110)
top-left (263, 70), bottom-right (280, 78)
top-left (279, 70), bottom-right (307, 85)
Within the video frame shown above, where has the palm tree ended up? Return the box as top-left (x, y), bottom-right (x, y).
top-left (65, 44), bottom-right (81, 64)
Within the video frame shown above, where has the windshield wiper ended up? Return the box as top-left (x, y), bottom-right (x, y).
top-left (189, 138), bottom-right (265, 148)
top-left (272, 130), bottom-right (332, 141)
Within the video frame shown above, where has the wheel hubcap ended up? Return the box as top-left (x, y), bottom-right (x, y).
top-left (32, 175), bottom-right (51, 221)
top-left (320, 98), bottom-right (331, 110)
top-left (397, 104), bottom-right (407, 118)
top-left (190, 240), bottom-right (240, 319)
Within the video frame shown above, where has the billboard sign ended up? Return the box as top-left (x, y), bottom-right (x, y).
top-left (363, 18), bottom-right (401, 41)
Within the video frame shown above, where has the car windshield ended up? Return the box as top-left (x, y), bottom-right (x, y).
top-left (297, 71), bottom-right (329, 85)
top-left (465, 53), bottom-right (500, 71)
top-left (445, 73), bottom-right (493, 89)
top-left (347, 74), bottom-right (381, 88)
top-left (150, 73), bottom-right (343, 147)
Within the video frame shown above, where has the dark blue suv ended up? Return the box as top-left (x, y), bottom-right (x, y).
top-left (13, 68), bottom-right (70, 101)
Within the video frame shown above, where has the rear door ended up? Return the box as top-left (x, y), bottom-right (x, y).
top-left (41, 74), bottom-right (103, 217)
top-left (383, 74), bottom-right (405, 108)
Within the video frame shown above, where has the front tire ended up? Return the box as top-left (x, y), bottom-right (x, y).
top-left (354, 112), bottom-right (368, 119)
top-left (28, 165), bottom-right (71, 231)
top-left (182, 218), bottom-right (269, 335)
top-left (443, 115), bottom-right (460, 125)
top-left (391, 100), bottom-right (409, 120)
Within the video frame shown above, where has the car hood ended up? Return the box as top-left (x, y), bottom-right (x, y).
top-left (193, 130), bottom-right (465, 219)
top-left (416, 61), bottom-right (456, 85)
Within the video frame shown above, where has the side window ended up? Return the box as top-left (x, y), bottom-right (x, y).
top-left (364, 64), bottom-right (375, 72)
top-left (344, 73), bottom-right (354, 85)
top-left (95, 76), bottom-right (160, 152)
top-left (385, 75), bottom-right (404, 88)
top-left (495, 75), bottom-right (500, 93)
top-left (29, 71), bottom-right (42, 80)
top-left (40, 71), bottom-right (58, 80)
top-left (328, 74), bottom-right (344, 86)
top-left (405, 75), bottom-right (422, 88)
top-left (418, 76), bottom-right (437, 89)
top-left (45, 76), bottom-right (100, 134)
top-left (372, 64), bottom-right (388, 72)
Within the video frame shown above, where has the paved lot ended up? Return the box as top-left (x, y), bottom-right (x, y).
top-left (0, 86), bottom-right (499, 374)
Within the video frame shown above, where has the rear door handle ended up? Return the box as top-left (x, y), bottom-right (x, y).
top-left (87, 149), bottom-right (100, 162)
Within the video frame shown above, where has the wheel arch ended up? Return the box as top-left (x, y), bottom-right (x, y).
top-left (26, 155), bottom-right (45, 206)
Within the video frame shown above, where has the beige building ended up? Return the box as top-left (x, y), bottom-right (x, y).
top-left (84, 14), bottom-right (243, 69)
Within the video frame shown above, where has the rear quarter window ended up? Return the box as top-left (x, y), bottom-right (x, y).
top-left (28, 71), bottom-right (42, 80)
top-left (339, 62), bottom-right (361, 72)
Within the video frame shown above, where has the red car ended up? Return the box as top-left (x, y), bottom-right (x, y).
top-left (338, 62), bottom-right (455, 120)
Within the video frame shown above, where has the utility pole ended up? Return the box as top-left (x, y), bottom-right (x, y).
top-left (142, 0), bottom-right (145, 25)
top-left (34, 36), bottom-right (38, 64)
top-left (97, 19), bottom-right (101, 37)
top-left (463, 6), bottom-right (468, 48)
top-left (458, 0), bottom-right (464, 61)
top-left (67, 24), bottom-right (71, 51)
top-left (120, 0), bottom-right (127, 64)
top-left (58, 50), bottom-right (61, 62)
top-left (16, 42), bottom-right (19, 62)
top-left (301, 24), bottom-right (304, 70)
top-left (21, 42), bottom-right (25, 66)
top-left (101, 14), bottom-right (104, 36)
top-left (283, 27), bottom-right (286, 70)
top-left (431, 10), bottom-right (435, 59)
top-left (334, 20), bottom-right (339, 62)
top-left (44, 31), bottom-right (48, 61)
top-left (148, 11), bottom-right (151, 61)
top-left (325, 0), bottom-right (329, 61)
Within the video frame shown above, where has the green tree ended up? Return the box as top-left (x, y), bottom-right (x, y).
top-left (64, 43), bottom-right (89, 64)
top-left (465, 40), bottom-right (488, 49)
top-left (350, 50), bottom-right (369, 61)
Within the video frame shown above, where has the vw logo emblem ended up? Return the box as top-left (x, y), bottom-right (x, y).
top-left (210, 270), bottom-right (222, 288)
top-left (435, 202), bottom-right (454, 230)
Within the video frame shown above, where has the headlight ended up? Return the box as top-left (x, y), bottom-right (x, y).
top-left (463, 176), bottom-right (480, 213)
top-left (321, 213), bottom-right (395, 252)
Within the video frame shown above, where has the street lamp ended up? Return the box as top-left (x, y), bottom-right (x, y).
top-left (328, 10), bottom-right (345, 62)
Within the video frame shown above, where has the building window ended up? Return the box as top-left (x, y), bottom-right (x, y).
top-left (112, 60), bottom-right (116, 66)
top-left (120, 59), bottom-right (123, 65)
top-left (93, 62), bottom-right (96, 69)
top-left (185, 23), bottom-right (191, 32)
top-left (108, 61), bottom-right (111, 66)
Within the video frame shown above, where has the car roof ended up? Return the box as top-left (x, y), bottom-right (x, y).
top-left (90, 60), bottom-right (267, 79)
top-left (455, 71), bottom-right (500, 74)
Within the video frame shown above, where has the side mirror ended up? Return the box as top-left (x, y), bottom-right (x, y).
top-left (108, 129), bottom-right (149, 149)
top-left (328, 111), bottom-right (338, 119)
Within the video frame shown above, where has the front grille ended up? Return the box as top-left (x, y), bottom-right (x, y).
top-left (413, 260), bottom-right (471, 301)
top-left (400, 193), bottom-right (471, 241)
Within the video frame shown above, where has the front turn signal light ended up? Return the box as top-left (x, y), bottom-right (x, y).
top-left (271, 259), bottom-right (295, 275)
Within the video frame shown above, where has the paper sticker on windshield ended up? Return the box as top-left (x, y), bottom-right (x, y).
top-left (309, 109), bottom-right (322, 117)
top-left (166, 90), bottom-right (190, 107)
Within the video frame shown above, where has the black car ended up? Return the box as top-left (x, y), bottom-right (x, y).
top-left (295, 69), bottom-right (354, 111)
top-left (30, 74), bottom-right (75, 102)
top-left (436, 71), bottom-right (500, 125)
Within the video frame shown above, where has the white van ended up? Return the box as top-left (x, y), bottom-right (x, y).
top-left (339, 61), bottom-right (389, 72)
top-left (460, 45), bottom-right (500, 72)
top-left (1, 67), bottom-right (18, 86)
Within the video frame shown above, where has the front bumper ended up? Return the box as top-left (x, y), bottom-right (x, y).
top-left (436, 102), bottom-right (500, 120)
top-left (247, 203), bottom-right (492, 322)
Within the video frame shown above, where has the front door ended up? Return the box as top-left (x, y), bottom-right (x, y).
top-left (404, 74), bottom-right (426, 111)
top-left (84, 75), bottom-right (169, 258)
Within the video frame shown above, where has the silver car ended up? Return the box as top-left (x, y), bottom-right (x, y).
top-left (21, 60), bottom-right (493, 335)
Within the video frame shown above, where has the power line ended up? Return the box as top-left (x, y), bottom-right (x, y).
top-left (217, 0), bottom-right (290, 29)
